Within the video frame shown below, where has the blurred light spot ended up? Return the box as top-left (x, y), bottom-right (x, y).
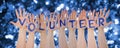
top-left (107, 40), bottom-right (114, 44)
top-left (65, 28), bottom-right (67, 31)
top-left (94, 30), bottom-right (98, 36)
top-left (59, 4), bottom-right (64, 8)
top-left (114, 19), bottom-right (119, 24)
top-left (114, 31), bottom-right (118, 35)
top-left (33, 0), bottom-right (38, 4)
top-left (40, 8), bottom-right (43, 12)
top-left (66, 6), bottom-right (69, 10)
top-left (82, 2), bottom-right (86, 6)
top-left (34, 43), bottom-right (38, 48)
top-left (115, 45), bottom-right (118, 48)
top-left (56, 4), bottom-right (64, 11)
top-left (45, 1), bottom-right (50, 5)
top-left (70, 0), bottom-right (74, 3)
top-left (77, 10), bottom-right (80, 13)
top-left (94, 31), bottom-right (97, 36)
top-left (53, 30), bottom-right (57, 36)
top-left (118, 38), bottom-right (120, 41)
top-left (117, 4), bottom-right (120, 9)
top-left (104, 27), bottom-right (109, 33)
top-left (54, 37), bottom-right (57, 41)
top-left (57, 7), bottom-right (61, 11)
top-left (5, 34), bottom-right (14, 40)
top-left (109, 27), bottom-right (113, 30)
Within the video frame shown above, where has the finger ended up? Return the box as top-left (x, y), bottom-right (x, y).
top-left (22, 9), bottom-right (26, 16)
top-left (103, 8), bottom-right (107, 15)
top-left (100, 9), bottom-right (103, 17)
top-left (105, 21), bottom-right (112, 27)
top-left (15, 9), bottom-right (19, 18)
top-left (57, 14), bottom-right (60, 20)
top-left (64, 10), bottom-right (68, 19)
top-left (32, 14), bottom-right (34, 22)
top-left (19, 8), bottom-right (22, 17)
top-left (61, 10), bottom-right (65, 16)
top-left (105, 10), bottom-right (110, 18)
top-left (92, 10), bottom-right (95, 18)
top-left (72, 10), bottom-right (76, 19)
top-left (95, 12), bottom-right (99, 21)
top-left (29, 13), bottom-right (32, 22)
top-left (78, 10), bottom-right (82, 19)
top-left (10, 21), bottom-right (17, 25)
top-left (40, 14), bottom-right (44, 22)
top-left (80, 10), bottom-right (86, 19)
top-left (50, 13), bottom-right (54, 21)
top-left (45, 16), bottom-right (49, 22)
top-left (89, 11), bottom-right (93, 19)
top-left (69, 11), bottom-right (73, 19)
top-left (29, 14), bottom-right (32, 22)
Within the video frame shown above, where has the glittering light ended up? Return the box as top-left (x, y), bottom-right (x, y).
top-left (82, 2), bottom-right (86, 7)
top-left (70, 0), bottom-right (74, 3)
top-left (77, 10), bottom-right (80, 13)
top-left (114, 31), bottom-right (118, 35)
top-left (117, 4), bottom-right (120, 9)
top-left (33, 0), bottom-right (38, 4)
top-left (5, 34), bottom-right (14, 40)
top-left (118, 38), bottom-right (120, 41)
top-left (40, 8), bottom-right (43, 12)
top-left (114, 19), bottom-right (119, 24)
top-left (54, 38), bottom-right (57, 41)
top-left (107, 40), bottom-right (114, 44)
top-left (53, 30), bottom-right (57, 36)
top-left (56, 4), bottom-right (64, 11)
top-left (65, 28), bottom-right (67, 31)
top-left (65, 6), bottom-right (69, 10)
top-left (45, 1), bottom-right (50, 5)
top-left (104, 27), bottom-right (109, 33)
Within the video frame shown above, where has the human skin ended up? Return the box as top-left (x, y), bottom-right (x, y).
top-left (67, 10), bottom-right (77, 48)
top-left (77, 10), bottom-right (87, 48)
top-left (25, 14), bottom-right (36, 48)
top-left (38, 14), bottom-right (47, 48)
top-left (87, 10), bottom-right (98, 48)
top-left (97, 8), bottom-right (111, 48)
top-left (46, 13), bottom-right (55, 48)
top-left (10, 9), bottom-right (28, 48)
top-left (57, 10), bottom-right (68, 48)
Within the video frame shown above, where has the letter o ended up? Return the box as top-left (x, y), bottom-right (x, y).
top-left (28, 23), bottom-right (35, 32)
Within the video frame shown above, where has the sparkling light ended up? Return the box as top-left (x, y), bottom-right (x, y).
top-left (66, 6), bottom-right (69, 10)
top-left (114, 31), bottom-right (118, 35)
top-left (107, 40), bottom-right (114, 44)
top-left (117, 4), bottom-right (120, 9)
top-left (56, 3), bottom-right (64, 11)
top-left (104, 27), bottom-right (109, 33)
top-left (5, 34), bottom-right (14, 40)
top-left (33, 0), bottom-right (38, 4)
top-left (45, 1), bottom-right (50, 5)
top-left (114, 19), bottom-right (119, 24)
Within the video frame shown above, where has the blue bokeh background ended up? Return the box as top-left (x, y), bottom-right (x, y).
top-left (0, 0), bottom-right (120, 48)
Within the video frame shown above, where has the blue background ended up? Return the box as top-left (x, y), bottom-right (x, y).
top-left (0, 0), bottom-right (120, 48)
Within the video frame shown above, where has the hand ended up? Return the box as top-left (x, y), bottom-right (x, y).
top-left (99, 8), bottom-right (111, 27)
top-left (27, 13), bottom-right (36, 32)
top-left (10, 8), bottom-right (28, 30)
top-left (57, 10), bottom-right (68, 29)
top-left (67, 10), bottom-right (77, 29)
top-left (36, 14), bottom-right (47, 31)
top-left (87, 10), bottom-right (98, 28)
top-left (47, 13), bottom-right (56, 30)
top-left (77, 10), bottom-right (87, 29)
